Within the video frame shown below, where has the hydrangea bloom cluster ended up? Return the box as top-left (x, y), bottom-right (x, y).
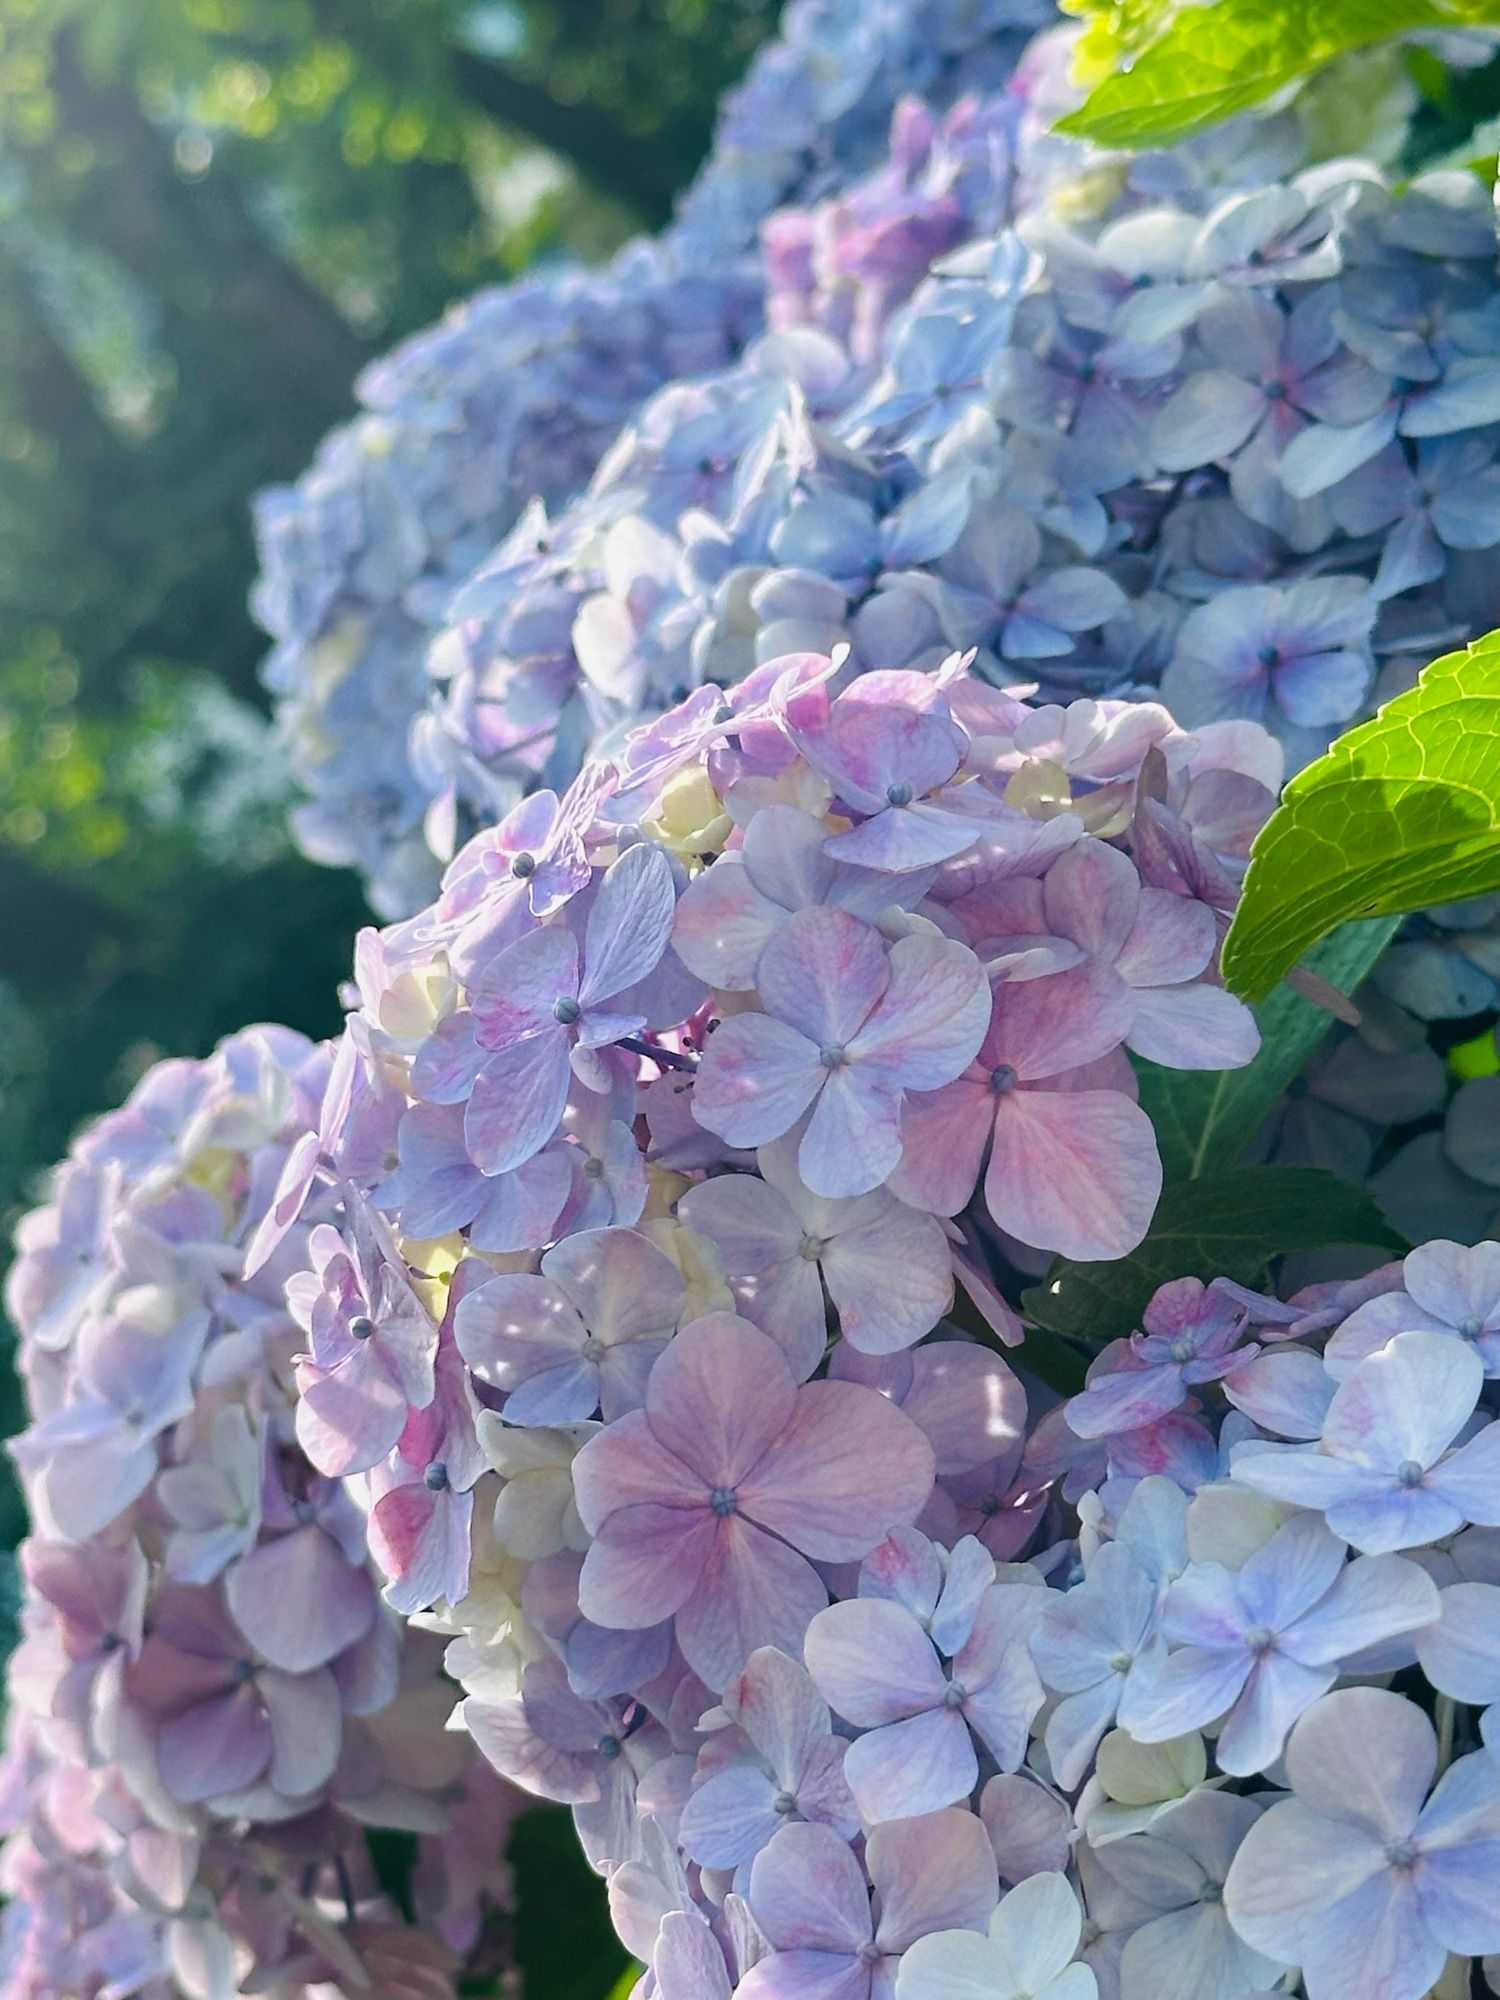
top-left (262, 5), bottom-right (1500, 930)
top-left (253, 0), bottom-right (1051, 916)
top-left (218, 656), bottom-right (1342, 1994)
top-left (0, 1028), bottom-right (522, 2000)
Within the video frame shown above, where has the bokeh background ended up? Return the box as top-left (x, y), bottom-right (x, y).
top-left (0, 10), bottom-right (782, 1980)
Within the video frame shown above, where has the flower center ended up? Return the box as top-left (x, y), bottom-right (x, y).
top-left (942, 1680), bottom-right (966, 1710)
top-left (1460, 1316), bottom-right (1484, 1340)
top-left (581, 1336), bottom-right (607, 1362)
top-left (885, 781), bottom-right (914, 807)
top-left (233, 1658), bottom-right (256, 1686)
top-left (583, 1156), bottom-right (607, 1180)
top-left (798, 1234), bottom-right (824, 1262)
top-left (990, 1064), bottom-right (1018, 1095)
top-left (350, 1315), bottom-right (375, 1340)
top-left (819, 1045), bottom-right (849, 1071)
top-left (597, 1734), bottom-right (622, 1760)
top-left (510, 851), bottom-right (536, 879)
top-left (1263, 379), bottom-right (1287, 400)
top-left (709, 1486), bottom-right (739, 1518)
top-left (1385, 1836), bottom-right (1418, 1869)
top-left (1257, 644), bottom-right (1280, 668)
top-left (772, 1790), bottom-right (798, 1816)
top-left (553, 996), bottom-right (582, 1026)
top-left (1170, 1336), bottom-right (1195, 1363)
top-left (424, 1461), bottom-right (450, 1491)
top-left (857, 1944), bottom-right (882, 1967)
top-left (1108, 1651), bottom-right (1134, 1674)
top-left (1198, 1880), bottom-right (1224, 1906)
top-left (1396, 1459), bottom-right (1425, 1488)
top-left (1244, 1624), bottom-right (1276, 1657)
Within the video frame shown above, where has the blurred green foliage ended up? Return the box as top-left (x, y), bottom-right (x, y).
top-left (0, 0), bottom-right (777, 1745)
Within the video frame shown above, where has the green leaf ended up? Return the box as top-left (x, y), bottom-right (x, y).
top-left (604, 1973), bottom-right (645, 2000)
top-left (1021, 1166), bottom-right (1407, 1345)
top-left (508, 1807), bottom-right (630, 2000)
top-left (1137, 916), bottom-right (1400, 1182)
top-left (1056, 0), bottom-right (1498, 149)
top-left (1221, 633), bottom-right (1500, 1002)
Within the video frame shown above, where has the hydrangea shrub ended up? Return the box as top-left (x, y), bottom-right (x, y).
top-left (1, 1029), bottom-right (522, 1999)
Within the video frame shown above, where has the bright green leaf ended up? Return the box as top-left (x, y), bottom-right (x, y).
top-left (1221, 633), bottom-right (1500, 1002)
top-left (1021, 1166), bottom-right (1407, 1345)
top-left (1137, 917), bottom-right (1400, 1182)
top-left (1057, 0), bottom-right (1500, 149)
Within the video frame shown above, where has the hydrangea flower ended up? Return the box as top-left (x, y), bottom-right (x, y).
top-left (740, 1812), bottom-right (999, 1999)
top-left (572, 1314), bottom-right (935, 1688)
top-left (895, 1870), bottom-right (1098, 2000)
top-left (1224, 1688), bottom-right (1500, 2000)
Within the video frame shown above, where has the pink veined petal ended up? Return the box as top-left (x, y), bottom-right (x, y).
top-left (984, 1088), bottom-right (1163, 1262)
top-left (470, 926), bottom-right (580, 1048)
top-left (842, 1705), bottom-right (978, 1822)
top-left (577, 1502), bottom-right (719, 1631)
top-left (1042, 837), bottom-right (1141, 964)
top-left (1223, 1799), bottom-right (1392, 1965)
top-left (1287, 1553), bottom-right (1440, 1668)
top-left (849, 933), bottom-right (992, 1089)
top-left (1115, 883), bottom-right (1218, 987)
top-left (888, 1078), bottom-right (993, 1218)
top-left (986, 962), bottom-right (1134, 1083)
top-left (747, 1821), bottom-right (872, 1954)
top-left (644, 1315), bottom-right (799, 1487)
top-left (678, 1762), bottom-right (781, 1869)
top-left (743, 1379), bottom-right (934, 1561)
top-left (692, 1013), bottom-right (825, 1150)
top-left (727, 1645), bottom-right (836, 1781)
top-left (804, 1597), bottom-right (947, 1729)
top-left (1321, 1331), bottom-right (1483, 1469)
top-left (798, 1067), bottom-right (906, 1198)
top-left (653, 1912), bottom-right (734, 2000)
top-left (453, 1274), bottom-right (586, 1386)
top-left (223, 1527), bottom-right (374, 1673)
top-left (570, 1409), bottom-right (709, 1530)
top-left (869, 1808), bottom-right (999, 1952)
top-left (802, 700), bottom-right (963, 812)
top-left (294, 1353), bottom-right (409, 1479)
top-left (1222, 1348), bottom-right (1334, 1439)
top-left (824, 799), bottom-right (982, 870)
top-left (1425, 1420), bottom-right (1500, 1525)
top-left (1403, 1238), bottom-right (1500, 1330)
top-left (1126, 982), bottom-right (1262, 1070)
top-left (675, 1514), bottom-right (831, 1692)
top-left (735, 1951), bottom-right (871, 2000)
top-left (1118, 1643), bottom-right (1253, 1746)
top-left (1297, 1870), bottom-right (1443, 2000)
top-left (543, 1226), bottom-right (686, 1344)
top-left (1215, 1651), bottom-right (1334, 1776)
top-left (409, 1012), bottom-right (486, 1105)
top-left (740, 804), bottom-right (842, 907)
top-left (580, 842), bottom-right (677, 1005)
top-left (261, 1664), bottom-right (343, 1797)
top-left (464, 1034), bottom-right (574, 1176)
top-left (1065, 1360), bottom-right (1189, 1439)
top-left (156, 1686), bottom-right (271, 1802)
top-left (758, 906), bottom-right (891, 1047)
top-left (819, 1204), bottom-right (951, 1355)
top-left (904, 1343), bottom-right (1027, 1476)
top-left (1287, 1687), bottom-right (1437, 1841)
top-left (672, 855), bottom-right (788, 990)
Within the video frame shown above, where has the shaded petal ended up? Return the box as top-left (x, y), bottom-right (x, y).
top-left (464, 1034), bottom-right (573, 1176)
top-left (676, 1517), bottom-right (830, 1692)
